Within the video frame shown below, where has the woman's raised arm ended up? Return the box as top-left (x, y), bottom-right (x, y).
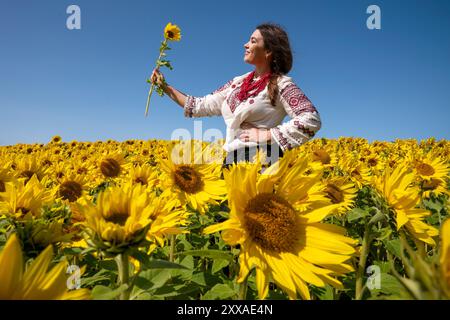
top-left (152, 68), bottom-right (236, 118)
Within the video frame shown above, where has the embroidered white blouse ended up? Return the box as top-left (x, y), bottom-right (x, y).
top-left (183, 71), bottom-right (322, 153)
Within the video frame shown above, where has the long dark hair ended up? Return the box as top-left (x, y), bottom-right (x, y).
top-left (256, 23), bottom-right (293, 106)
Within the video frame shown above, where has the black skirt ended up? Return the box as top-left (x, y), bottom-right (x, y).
top-left (222, 143), bottom-right (284, 169)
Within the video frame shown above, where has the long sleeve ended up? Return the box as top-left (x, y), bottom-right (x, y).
top-left (270, 80), bottom-right (322, 151)
top-left (184, 78), bottom-right (234, 118)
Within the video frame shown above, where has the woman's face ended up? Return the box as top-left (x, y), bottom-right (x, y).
top-left (244, 29), bottom-right (271, 66)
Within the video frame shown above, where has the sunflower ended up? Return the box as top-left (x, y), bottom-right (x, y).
top-left (13, 155), bottom-right (49, 184)
top-left (77, 182), bottom-right (153, 253)
top-left (29, 218), bottom-right (73, 250)
top-left (50, 135), bottom-right (62, 144)
top-left (258, 149), bottom-right (329, 213)
top-left (413, 154), bottom-right (449, 181)
top-left (412, 154), bottom-right (450, 198)
top-left (159, 142), bottom-right (226, 214)
top-left (77, 182), bottom-right (186, 255)
top-left (340, 157), bottom-right (372, 189)
top-left (204, 157), bottom-right (357, 300)
top-left (374, 164), bottom-right (439, 245)
top-left (0, 233), bottom-right (90, 299)
top-left (126, 163), bottom-right (160, 189)
top-left (164, 22), bottom-right (181, 41)
top-left (421, 178), bottom-right (450, 199)
top-left (322, 176), bottom-right (358, 215)
top-left (361, 150), bottom-right (385, 176)
top-left (145, 193), bottom-right (190, 249)
top-left (0, 175), bottom-right (55, 219)
top-left (98, 152), bottom-right (128, 179)
top-left (72, 158), bottom-right (97, 187)
top-left (57, 171), bottom-right (90, 203)
top-left (64, 197), bottom-right (91, 249)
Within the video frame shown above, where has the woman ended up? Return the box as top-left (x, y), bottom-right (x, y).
top-left (150, 23), bottom-right (321, 168)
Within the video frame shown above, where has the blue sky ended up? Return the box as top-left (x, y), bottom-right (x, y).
top-left (0, 0), bottom-right (449, 146)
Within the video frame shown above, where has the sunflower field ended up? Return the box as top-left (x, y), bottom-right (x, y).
top-left (0, 136), bottom-right (449, 300)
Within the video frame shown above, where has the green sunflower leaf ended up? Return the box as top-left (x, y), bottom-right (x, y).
top-left (91, 284), bottom-right (128, 300)
top-left (179, 249), bottom-right (234, 261)
top-left (201, 283), bottom-right (236, 300)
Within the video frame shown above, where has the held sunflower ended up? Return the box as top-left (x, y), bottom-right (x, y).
top-left (164, 22), bottom-right (181, 41)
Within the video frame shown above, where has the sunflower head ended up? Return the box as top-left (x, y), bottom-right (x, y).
top-left (14, 156), bottom-right (49, 184)
top-left (323, 176), bottom-right (358, 214)
top-left (243, 192), bottom-right (299, 253)
top-left (172, 164), bottom-right (204, 194)
top-left (99, 153), bottom-right (127, 179)
top-left (0, 175), bottom-right (55, 219)
top-left (58, 172), bottom-right (89, 203)
top-left (158, 142), bottom-right (227, 214)
top-left (127, 164), bottom-right (159, 188)
top-left (164, 22), bottom-right (181, 41)
top-left (51, 135), bottom-right (62, 144)
top-left (78, 182), bottom-right (153, 254)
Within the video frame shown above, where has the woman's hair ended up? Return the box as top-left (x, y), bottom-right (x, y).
top-left (256, 23), bottom-right (293, 106)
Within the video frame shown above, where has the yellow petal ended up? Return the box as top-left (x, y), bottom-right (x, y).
top-left (0, 234), bottom-right (23, 299)
top-left (255, 268), bottom-right (269, 300)
top-left (396, 209), bottom-right (409, 230)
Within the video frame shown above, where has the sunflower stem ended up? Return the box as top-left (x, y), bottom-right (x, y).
top-left (116, 253), bottom-right (130, 300)
top-left (145, 39), bottom-right (168, 117)
top-left (169, 234), bottom-right (176, 262)
top-left (238, 273), bottom-right (249, 300)
top-left (355, 225), bottom-right (371, 300)
top-left (144, 84), bottom-right (155, 117)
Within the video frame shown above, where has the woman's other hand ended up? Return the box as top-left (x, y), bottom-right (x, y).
top-left (239, 127), bottom-right (272, 143)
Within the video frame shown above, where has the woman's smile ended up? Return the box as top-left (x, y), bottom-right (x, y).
top-left (243, 29), bottom-right (270, 67)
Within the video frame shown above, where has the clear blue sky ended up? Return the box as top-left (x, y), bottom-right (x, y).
top-left (1, 0), bottom-right (449, 146)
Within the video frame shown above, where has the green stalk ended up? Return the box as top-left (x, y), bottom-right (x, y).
top-left (238, 273), bottom-right (249, 300)
top-left (355, 225), bottom-right (371, 300)
top-left (169, 234), bottom-right (176, 262)
top-left (115, 253), bottom-right (130, 300)
top-left (355, 203), bottom-right (385, 300)
top-left (145, 39), bottom-right (167, 117)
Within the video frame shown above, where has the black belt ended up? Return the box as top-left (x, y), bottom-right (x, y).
top-left (222, 143), bottom-right (284, 169)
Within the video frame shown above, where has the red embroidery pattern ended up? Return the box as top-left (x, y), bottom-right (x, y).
top-left (211, 80), bottom-right (233, 95)
top-left (184, 95), bottom-right (196, 118)
top-left (226, 86), bottom-right (243, 113)
top-left (271, 127), bottom-right (292, 151)
top-left (293, 120), bottom-right (316, 137)
top-left (280, 83), bottom-right (317, 115)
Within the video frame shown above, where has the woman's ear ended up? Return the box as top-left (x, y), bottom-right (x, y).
top-left (265, 50), bottom-right (273, 61)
